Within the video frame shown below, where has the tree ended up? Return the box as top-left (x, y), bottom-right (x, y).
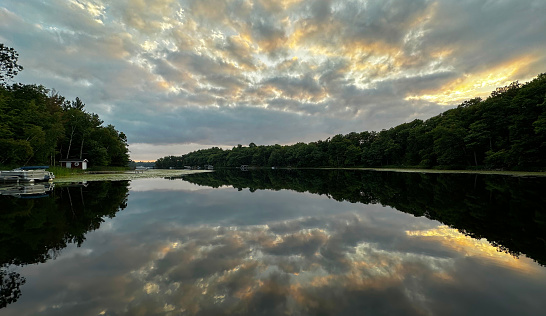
top-left (0, 44), bottom-right (23, 84)
top-left (268, 148), bottom-right (283, 166)
top-left (431, 125), bottom-right (468, 167)
top-left (464, 121), bottom-right (491, 166)
top-left (328, 135), bottom-right (351, 166)
top-left (344, 145), bottom-right (361, 166)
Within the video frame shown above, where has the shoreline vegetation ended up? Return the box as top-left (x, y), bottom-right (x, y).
top-left (44, 166), bottom-right (130, 178)
top-left (156, 73), bottom-right (546, 172)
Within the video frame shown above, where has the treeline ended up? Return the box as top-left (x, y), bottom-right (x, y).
top-left (0, 85), bottom-right (129, 167)
top-left (157, 73), bottom-right (546, 171)
top-left (0, 44), bottom-right (129, 168)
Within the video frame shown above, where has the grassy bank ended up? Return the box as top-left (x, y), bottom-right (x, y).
top-left (47, 166), bottom-right (85, 177)
top-left (0, 164), bottom-right (19, 171)
top-left (47, 166), bottom-right (130, 178)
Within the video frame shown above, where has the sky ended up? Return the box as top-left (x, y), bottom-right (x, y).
top-left (1, 0), bottom-right (545, 161)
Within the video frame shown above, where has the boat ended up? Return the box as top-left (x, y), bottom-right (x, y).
top-left (134, 166), bottom-right (149, 173)
top-left (0, 166), bottom-right (55, 183)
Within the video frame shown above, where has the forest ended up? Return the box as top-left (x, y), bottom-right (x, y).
top-left (157, 73), bottom-right (546, 171)
top-left (0, 44), bottom-right (129, 168)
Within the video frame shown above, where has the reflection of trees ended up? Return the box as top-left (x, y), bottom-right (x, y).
top-left (183, 169), bottom-right (546, 266)
top-left (0, 181), bottom-right (130, 308)
top-left (0, 268), bottom-right (25, 309)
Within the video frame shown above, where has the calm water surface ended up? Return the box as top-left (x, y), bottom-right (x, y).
top-left (1, 170), bottom-right (546, 315)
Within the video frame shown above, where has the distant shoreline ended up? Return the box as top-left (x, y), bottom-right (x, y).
top-left (330, 167), bottom-right (546, 177)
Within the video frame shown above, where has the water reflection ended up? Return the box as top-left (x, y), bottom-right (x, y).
top-left (0, 181), bottom-right (129, 308)
top-left (2, 171), bottom-right (546, 315)
top-left (0, 183), bottom-right (54, 199)
top-left (183, 169), bottom-right (546, 266)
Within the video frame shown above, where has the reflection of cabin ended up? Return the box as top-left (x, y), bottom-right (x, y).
top-left (60, 159), bottom-right (88, 170)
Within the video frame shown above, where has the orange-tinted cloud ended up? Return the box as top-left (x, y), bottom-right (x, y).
top-left (405, 55), bottom-right (539, 104)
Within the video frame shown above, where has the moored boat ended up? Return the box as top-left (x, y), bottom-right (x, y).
top-left (0, 166), bottom-right (55, 183)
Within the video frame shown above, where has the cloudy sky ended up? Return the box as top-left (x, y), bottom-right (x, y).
top-left (1, 0), bottom-right (545, 160)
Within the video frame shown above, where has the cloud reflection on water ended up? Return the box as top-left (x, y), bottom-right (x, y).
top-left (6, 179), bottom-right (546, 315)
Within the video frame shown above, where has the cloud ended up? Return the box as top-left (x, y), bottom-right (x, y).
top-left (1, 0), bottom-right (545, 160)
top-left (112, 104), bottom-right (352, 147)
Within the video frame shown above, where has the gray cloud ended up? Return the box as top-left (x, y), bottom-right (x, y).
top-left (423, 0), bottom-right (546, 74)
top-left (1, 0), bottom-right (545, 159)
top-left (111, 104), bottom-right (349, 146)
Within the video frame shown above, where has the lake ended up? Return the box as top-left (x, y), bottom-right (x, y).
top-left (1, 169), bottom-right (546, 315)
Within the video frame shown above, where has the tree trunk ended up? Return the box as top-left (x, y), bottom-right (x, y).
top-left (461, 144), bottom-right (471, 166)
top-left (79, 134), bottom-right (84, 159)
top-left (66, 126), bottom-right (75, 159)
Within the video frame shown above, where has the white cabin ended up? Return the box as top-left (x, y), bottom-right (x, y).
top-left (60, 159), bottom-right (88, 170)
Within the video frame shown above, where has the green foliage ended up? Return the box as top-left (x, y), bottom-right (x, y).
top-left (46, 166), bottom-right (84, 177)
top-left (0, 139), bottom-right (33, 165)
top-left (0, 44), bottom-right (129, 168)
top-left (0, 85), bottom-right (129, 167)
top-left (156, 73), bottom-right (546, 171)
top-left (0, 44), bottom-right (23, 84)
